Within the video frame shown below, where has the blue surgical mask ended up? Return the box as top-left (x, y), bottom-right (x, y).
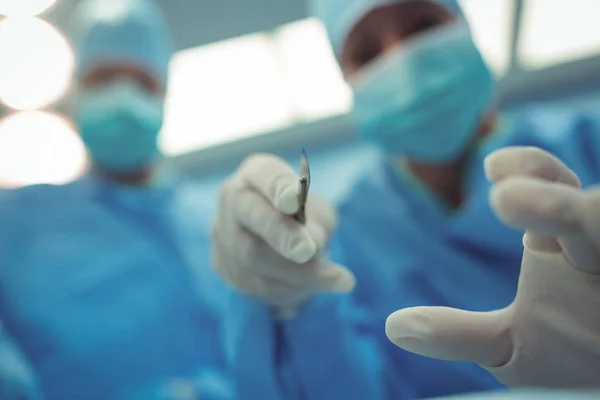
top-left (351, 21), bottom-right (494, 163)
top-left (75, 82), bottom-right (164, 173)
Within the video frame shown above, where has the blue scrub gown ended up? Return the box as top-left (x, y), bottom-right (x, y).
top-left (0, 177), bottom-right (235, 400)
top-left (224, 107), bottom-right (600, 400)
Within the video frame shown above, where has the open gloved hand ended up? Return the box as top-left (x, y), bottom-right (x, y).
top-left (386, 147), bottom-right (600, 388)
top-left (212, 153), bottom-right (355, 318)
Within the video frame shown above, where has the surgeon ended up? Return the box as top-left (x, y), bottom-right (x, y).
top-left (0, 0), bottom-right (235, 399)
top-left (212, 0), bottom-right (600, 398)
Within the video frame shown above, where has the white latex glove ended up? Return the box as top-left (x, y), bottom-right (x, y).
top-left (386, 147), bottom-right (600, 388)
top-left (212, 153), bottom-right (355, 318)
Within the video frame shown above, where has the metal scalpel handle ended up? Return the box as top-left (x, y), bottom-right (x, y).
top-left (295, 148), bottom-right (311, 224)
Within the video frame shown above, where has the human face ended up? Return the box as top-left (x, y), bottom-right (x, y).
top-left (75, 63), bottom-right (165, 179)
top-left (341, 0), bottom-right (454, 80)
top-left (343, 0), bottom-right (496, 169)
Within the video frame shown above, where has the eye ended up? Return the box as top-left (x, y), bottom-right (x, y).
top-left (134, 75), bottom-right (160, 95)
top-left (398, 2), bottom-right (453, 39)
top-left (352, 41), bottom-right (384, 69)
top-left (405, 15), bottom-right (444, 36)
top-left (82, 70), bottom-right (112, 88)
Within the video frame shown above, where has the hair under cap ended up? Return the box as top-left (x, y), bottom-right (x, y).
top-left (310, 0), bottom-right (462, 59)
top-left (72, 0), bottom-right (173, 85)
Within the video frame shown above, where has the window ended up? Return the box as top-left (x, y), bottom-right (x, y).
top-left (518, 0), bottom-right (600, 69)
top-left (274, 17), bottom-right (352, 122)
top-left (0, 112), bottom-right (86, 188)
top-left (161, 19), bottom-right (353, 156)
top-left (0, 0), bottom-right (57, 17)
top-left (459, 0), bottom-right (514, 76)
top-left (0, 17), bottom-right (74, 110)
top-left (161, 33), bottom-right (294, 155)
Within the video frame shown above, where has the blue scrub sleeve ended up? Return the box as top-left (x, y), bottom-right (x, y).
top-left (281, 294), bottom-right (387, 399)
top-left (223, 288), bottom-right (389, 400)
top-left (222, 292), bottom-right (286, 400)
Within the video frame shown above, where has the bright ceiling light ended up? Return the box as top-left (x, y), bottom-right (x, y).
top-left (459, 0), bottom-right (513, 76)
top-left (162, 33), bottom-right (294, 155)
top-left (0, 0), bottom-right (57, 17)
top-left (519, 0), bottom-right (600, 69)
top-left (0, 111), bottom-right (87, 187)
top-left (274, 18), bottom-right (352, 122)
top-left (0, 17), bottom-right (74, 111)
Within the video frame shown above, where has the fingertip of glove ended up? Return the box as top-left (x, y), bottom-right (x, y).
top-left (385, 308), bottom-right (433, 343)
top-left (287, 238), bottom-right (318, 263)
top-left (274, 181), bottom-right (300, 214)
top-left (489, 179), bottom-right (514, 214)
top-left (329, 269), bottom-right (356, 292)
top-left (306, 222), bottom-right (328, 249)
top-left (385, 309), bottom-right (407, 341)
top-left (483, 153), bottom-right (500, 182)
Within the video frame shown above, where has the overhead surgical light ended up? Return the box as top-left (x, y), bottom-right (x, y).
top-left (0, 111), bottom-right (87, 187)
top-left (0, 0), bottom-right (57, 17)
top-left (0, 16), bottom-right (74, 110)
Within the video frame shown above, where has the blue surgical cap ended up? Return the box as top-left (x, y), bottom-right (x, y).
top-left (311, 0), bottom-right (462, 59)
top-left (72, 0), bottom-right (173, 85)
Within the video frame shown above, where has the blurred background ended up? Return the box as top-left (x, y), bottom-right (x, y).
top-left (0, 0), bottom-right (598, 204)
